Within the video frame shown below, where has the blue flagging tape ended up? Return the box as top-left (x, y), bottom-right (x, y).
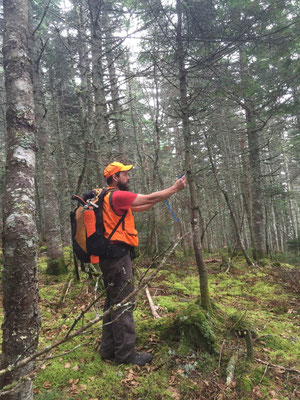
top-left (165, 199), bottom-right (178, 222)
top-left (165, 173), bottom-right (185, 222)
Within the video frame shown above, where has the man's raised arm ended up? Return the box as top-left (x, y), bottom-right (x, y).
top-left (131, 175), bottom-right (186, 212)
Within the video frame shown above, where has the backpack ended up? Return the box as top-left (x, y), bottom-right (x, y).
top-left (70, 188), bottom-right (126, 280)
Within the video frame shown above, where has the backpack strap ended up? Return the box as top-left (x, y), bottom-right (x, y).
top-left (107, 211), bottom-right (127, 241)
top-left (94, 188), bottom-right (127, 242)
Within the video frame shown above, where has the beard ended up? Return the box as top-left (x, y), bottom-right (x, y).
top-left (117, 181), bottom-right (129, 191)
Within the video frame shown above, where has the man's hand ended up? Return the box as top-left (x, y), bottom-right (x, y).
top-left (173, 175), bottom-right (186, 192)
top-left (132, 175), bottom-right (186, 208)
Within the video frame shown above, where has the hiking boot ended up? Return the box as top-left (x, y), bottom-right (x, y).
top-left (100, 353), bottom-right (115, 361)
top-left (119, 351), bottom-right (153, 366)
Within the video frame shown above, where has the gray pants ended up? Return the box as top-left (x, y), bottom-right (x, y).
top-left (99, 253), bottom-right (136, 362)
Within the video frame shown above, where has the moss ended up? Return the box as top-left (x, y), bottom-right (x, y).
top-left (195, 351), bottom-right (217, 373)
top-left (238, 375), bottom-right (253, 393)
top-left (46, 257), bottom-right (68, 275)
top-left (265, 333), bottom-right (299, 352)
top-left (251, 365), bottom-right (269, 385)
top-left (181, 275), bottom-right (200, 295)
top-left (258, 258), bottom-right (271, 267)
top-left (35, 388), bottom-right (65, 400)
top-left (172, 281), bottom-right (189, 294)
top-left (236, 363), bottom-right (271, 397)
top-left (34, 350), bottom-right (125, 400)
top-left (38, 256), bottom-right (48, 272)
top-left (165, 303), bottom-right (217, 354)
top-left (132, 371), bottom-right (174, 399)
top-left (229, 312), bottom-right (255, 333)
top-left (250, 280), bottom-right (277, 297)
top-left (155, 295), bottom-right (188, 312)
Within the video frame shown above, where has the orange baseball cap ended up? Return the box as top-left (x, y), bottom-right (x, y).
top-left (104, 162), bottom-right (133, 178)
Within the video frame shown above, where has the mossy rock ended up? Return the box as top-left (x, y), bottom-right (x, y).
top-left (45, 257), bottom-right (68, 275)
top-left (164, 303), bottom-right (217, 354)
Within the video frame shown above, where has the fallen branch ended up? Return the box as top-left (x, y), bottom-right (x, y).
top-left (255, 358), bottom-right (300, 375)
top-left (205, 258), bottom-right (221, 263)
top-left (225, 350), bottom-right (239, 386)
top-left (145, 286), bottom-right (161, 319)
top-left (259, 364), bottom-right (269, 384)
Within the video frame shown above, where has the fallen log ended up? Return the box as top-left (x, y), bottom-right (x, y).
top-left (225, 350), bottom-right (239, 386)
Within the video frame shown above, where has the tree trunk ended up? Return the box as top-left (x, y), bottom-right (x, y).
top-left (73, 0), bottom-right (100, 192)
top-left (33, 48), bottom-right (67, 275)
top-left (0, 1), bottom-right (41, 397)
top-left (246, 105), bottom-right (266, 260)
top-left (51, 83), bottom-right (72, 245)
top-left (239, 50), bottom-right (266, 260)
top-left (103, 7), bottom-right (127, 162)
top-left (88, 0), bottom-right (108, 181)
top-left (176, 0), bottom-right (210, 310)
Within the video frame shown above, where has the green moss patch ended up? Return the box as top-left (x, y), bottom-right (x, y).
top-left (164, 303), bottom-right (218, 354)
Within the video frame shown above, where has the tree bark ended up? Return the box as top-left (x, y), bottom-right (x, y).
top-left (88, 0), bottom-right (108, 182)
top-left (176, 0), bottom-right (210, 310)
top-left (51, 83), bottom-right (72, 245)
top-left (239, 50), bottom-right (266, 260)
top-left (103, 6), bottom-right (127, 162)
top-left (32, 44), bottom-right (67, 275)
top-left (0, 0), bottom-right (41, 397)
top-left (73, 0), bottom-right (99, 192)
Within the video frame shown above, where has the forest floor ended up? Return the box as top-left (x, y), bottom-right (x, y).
top-left (1, 249), bottom-right (300, 399)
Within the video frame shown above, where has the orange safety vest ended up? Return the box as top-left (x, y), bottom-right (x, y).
top-left (102, 188), bottom-right (139, 247)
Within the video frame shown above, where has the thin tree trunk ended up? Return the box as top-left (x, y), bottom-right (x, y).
top-left (103, 8), bottom-right (127, 161)
top-left (0, 1), bottom-right (41, 397)
top-left (204, 132), bottom-right (253, 266)
top-left (73, 0), bottom-right (95, 192)
top-left (89, 0), bottom-right (107, 181)
top-left (51, 86), bottom-right (72, 245)
top-left (33, 49), bottom-right (67, 275)
top-left (176, 0), bottom-right (210, 310)
top-left (239, 50), bottom-right (266, 259)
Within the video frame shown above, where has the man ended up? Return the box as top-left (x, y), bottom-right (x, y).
top-left (97, 161), bottom-right (186, 366)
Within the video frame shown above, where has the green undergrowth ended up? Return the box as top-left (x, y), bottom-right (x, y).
top-left (34, 253), bottom-right (299, 399)
top-left (0, 250), bottom-right (299, 399)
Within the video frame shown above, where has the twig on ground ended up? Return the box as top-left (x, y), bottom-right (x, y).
top-left (145, 286), bottom-right (161, 319)
top-left (58, 274), bottom-right (73, 305)
top-left (255, 358), bottom-right (300, 375)
top-left (259, 363), bottom-right (269, 384)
